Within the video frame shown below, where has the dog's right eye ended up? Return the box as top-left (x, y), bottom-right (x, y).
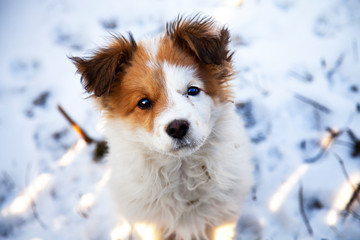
top-left (187, 86), bottom-right (200, 96)
top-left (137, 98), bottom-right (152, 110)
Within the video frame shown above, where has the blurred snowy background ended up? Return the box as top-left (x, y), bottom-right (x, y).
top-left (1, 0), bottom-right (360, 239)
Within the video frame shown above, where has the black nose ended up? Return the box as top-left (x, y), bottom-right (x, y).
top-left (166, 120), bottom-right (190, 139)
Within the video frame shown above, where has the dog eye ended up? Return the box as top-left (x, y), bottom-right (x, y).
top-left (187, 87), bottom-right (200, 96)
top-left (137, 98), bottom-right (152, 109)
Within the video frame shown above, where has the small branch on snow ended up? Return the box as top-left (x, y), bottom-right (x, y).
top-left (326, 53), bottom-right (345, 82)
top-left (57, 104), bottom-right (94, 144)
top-left (304, 149), bottom-right (326, 163)
top-left (334, 151), bottom-right (360, 219)
top-left (321, 128), bottom-right (341, 148)
top-left (294, 93), bottom-right (331, 114)
top-left (298, 184), bottom-right (313, 236)
top-left (290, 71), bottom-right (313, 82)
top-left (31, 200), bottom-right (48, 230)
top-left (347, 129), bottom-right (360, 158)
top-left (333, 153), bottom-right (353, 188)
top-left (57, 104), bottom-right (108, 161)
top-left (343, 184), bottom-right (360, 218)
top-left (305, 128), bottom-right (342, 163)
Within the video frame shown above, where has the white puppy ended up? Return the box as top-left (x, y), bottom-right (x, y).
top-left (71, 15), bottom-right (253, 240)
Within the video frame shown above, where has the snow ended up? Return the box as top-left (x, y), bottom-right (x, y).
top-left (1, 0), bottom-right (360, 239)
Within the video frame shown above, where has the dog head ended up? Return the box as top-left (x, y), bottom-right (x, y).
top-left (71, 16), bottom-right (234, 157)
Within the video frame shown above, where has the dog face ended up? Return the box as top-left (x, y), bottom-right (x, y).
top-left (132, 60), bottom-right (216, 156)
top-left (71, 16), bottom-right (234, 156)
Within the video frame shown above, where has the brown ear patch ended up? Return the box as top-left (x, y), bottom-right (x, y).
top-left (166, 15), bottom-right (233, 66)
top-left (102, 46), bottom-right (168, 132)
top-left (70, 34), bottom-right (137, 97)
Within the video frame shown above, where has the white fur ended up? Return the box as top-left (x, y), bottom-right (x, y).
top-left (142, 37), bottom-right (160, 65)
top-left (102, 62), bottom-right (253, 239)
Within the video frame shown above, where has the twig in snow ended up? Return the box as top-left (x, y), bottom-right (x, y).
top-left (31, 201), bottom-right (48, 230)
top-left (321, 128), bottom-right (342, 148)
top-left (57, 105), bottom-right (94, 144)
top-left (294, 94), bottom-right (331, 114)
top-left (305, 128), bottom-right (341, 163)
top-left (347, 129), bottom-right (360, 158)
top-left (321, 128), bottom-right (341, 148)
top-left (298, 185), bottom-right (313, 236)
top-left (304, 149), bottom-right (326, 163)
top-left (334, 150), bottom-right (360, 219)
top-left (327, 53), bottom-right (345, 82)
top-left (333, 153), bottom-right (353, 188)
top-left (57, 104), bottom-right (108, 161)
top-left (290, 71), bottom-right (313, 82)
top-left (343, 184), bottom-right (360, 218)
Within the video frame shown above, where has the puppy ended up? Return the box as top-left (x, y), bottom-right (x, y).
top-left (71, 15), bottom-right (252, 240)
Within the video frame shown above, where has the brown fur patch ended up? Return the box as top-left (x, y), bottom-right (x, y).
top-left (156, 37), bottom-right (198, 67)
top-left (195, 62), bottom-right (234, 103)
top-left (163, 16), bottom-right (235, 103)
top-left (70, 34), bottom-right (137, 97)
top-left (166, 15), bottom-right (233, 66)
top-left (103, 42), bottom-right (167, 132)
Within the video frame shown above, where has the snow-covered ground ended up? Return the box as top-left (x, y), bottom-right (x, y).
top-left (1, 0), bottom-right (360, 239)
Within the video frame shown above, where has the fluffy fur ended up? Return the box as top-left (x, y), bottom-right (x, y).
top-left (71, 15), bottom-right (253, 240)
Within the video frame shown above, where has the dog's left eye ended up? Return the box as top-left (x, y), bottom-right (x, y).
top-left (137, 98), bottom-right (152, 110)
top-left (187, 87), bottom-right (200, 96)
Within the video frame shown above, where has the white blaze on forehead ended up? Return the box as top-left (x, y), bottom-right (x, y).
top-left (162, 62), bottom-right (203, 94)
top-left (141, 37), bottom-right (160, 60)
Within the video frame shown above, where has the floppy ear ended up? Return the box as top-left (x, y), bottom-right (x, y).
top-left (70, 34), bottom-right (137, 97)
top-left (166, 16), bottom-right (232, 65)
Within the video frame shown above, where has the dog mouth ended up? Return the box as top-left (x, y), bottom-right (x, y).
top-left (170, 137), bottom-right (205, 154)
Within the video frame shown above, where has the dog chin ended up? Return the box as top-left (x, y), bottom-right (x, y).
top-left (168, 138), bottom-right (205, 157)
